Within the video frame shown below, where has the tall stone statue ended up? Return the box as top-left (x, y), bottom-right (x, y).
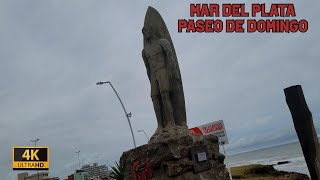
top-left (120, 7), bottom-right (230, 180)
top-left (142, 6), bottom-right (189, 143)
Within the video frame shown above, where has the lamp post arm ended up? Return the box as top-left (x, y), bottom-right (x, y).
top-left (143, 131), bottom-right (149, 141)
top-left (108, 82), bottom-right (136, 148)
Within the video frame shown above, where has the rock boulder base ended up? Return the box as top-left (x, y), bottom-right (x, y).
top-left (120, 134), bottom-right (230, 180)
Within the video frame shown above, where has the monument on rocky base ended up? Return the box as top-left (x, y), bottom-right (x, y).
top-left (120, 6), bottom-right (229, 180)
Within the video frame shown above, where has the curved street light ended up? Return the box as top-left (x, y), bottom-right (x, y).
top-left (96, 81), bottom-right (136, 148)
top-left (137, 130), bottom-right (149, 141)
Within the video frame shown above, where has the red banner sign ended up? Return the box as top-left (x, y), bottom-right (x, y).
top-left (189, 120), bottom-right (229, 144)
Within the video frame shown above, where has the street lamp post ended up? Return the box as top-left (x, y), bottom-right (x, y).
top-left (75, 151), bottom-right (81, 170)
top-left (96, 81), bottom-right (136, 148)
top-left (137, 130), bottom-right (149, 141)
top-left (30, 139), bottom-right (40, 180)
top-left (221, 141), bottom-right (232, 180)
top-left (30, 139), bottom-right (40, 146)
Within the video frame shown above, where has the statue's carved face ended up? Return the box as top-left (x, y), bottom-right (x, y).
top-left (142, 26), bottom-right (152, 39)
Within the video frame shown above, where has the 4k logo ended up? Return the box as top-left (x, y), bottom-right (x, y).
top-left (12, 146), bottom-right (49, 170)
top-left (22, 149), bottom-right (39, 160)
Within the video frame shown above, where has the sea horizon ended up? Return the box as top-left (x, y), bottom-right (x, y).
top-left (225, 139), bottom-right (318, 176)
top-left (226, 136), bottom-right (320, 156)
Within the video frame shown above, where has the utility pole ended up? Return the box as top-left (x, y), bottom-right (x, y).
top-left (221, 141), bottom-right (232, 180)
top-left (96, 155), bottom-right (99, 164)
top-left (30, 139), bottom-right (40, 180)
top-left (30, 138), bottom-right (40, 146)
top-left (75, 151), bottom-right (81, 170)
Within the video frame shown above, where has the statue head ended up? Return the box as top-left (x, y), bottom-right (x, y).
top-left (142, 25), bottom-right (153, 39)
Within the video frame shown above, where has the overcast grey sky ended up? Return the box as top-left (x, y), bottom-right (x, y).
top-left (1, 0), bottom-right (319, 179)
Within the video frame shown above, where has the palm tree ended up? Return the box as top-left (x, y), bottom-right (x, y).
top-left (109, 161), bottom-right (124, 180)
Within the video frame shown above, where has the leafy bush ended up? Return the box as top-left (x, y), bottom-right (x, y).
top-left (109, 161), bottom-right (124, 180)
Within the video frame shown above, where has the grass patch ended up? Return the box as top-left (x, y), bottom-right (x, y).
top-left (230, 164), bottom-right (290, 180)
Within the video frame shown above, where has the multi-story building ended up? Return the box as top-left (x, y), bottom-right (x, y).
top-left (73, 170), bottom-right (89, 180)
top-left (87, 176), bottom-right (102, 180)
top-left (67, 174), bottom-right (74, 180)
top-left (80, 163), bottom-right (110, 179)
top-left (44, 177), bottom-right (60, 180)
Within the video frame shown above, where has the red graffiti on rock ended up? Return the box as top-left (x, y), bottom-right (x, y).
top-left (132, 159), bottom-right (153, 180)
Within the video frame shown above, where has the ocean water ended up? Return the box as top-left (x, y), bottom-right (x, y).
top-left (225, 141), bottom-right (310, 176)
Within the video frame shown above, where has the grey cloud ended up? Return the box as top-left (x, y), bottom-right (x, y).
top-left (1, 0), bottom-right (319, 179)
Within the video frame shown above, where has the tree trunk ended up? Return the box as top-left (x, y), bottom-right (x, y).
top-left (284, 85), bottom-right (320, 180)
